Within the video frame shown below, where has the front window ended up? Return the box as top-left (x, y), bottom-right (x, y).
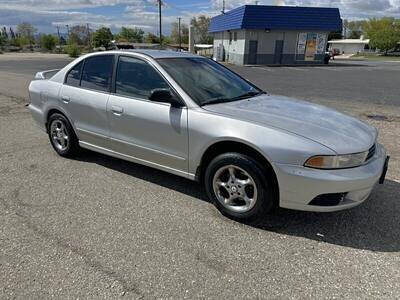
top-left (116, 56), bottom-right (169, 100)
top-left (157, 57), bottom-right (264, 106)
top-left (80, 55), bottom-right (114, 92)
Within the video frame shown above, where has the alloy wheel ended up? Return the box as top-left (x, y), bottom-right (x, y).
top-left (212, 165), bottom-right (258, 213)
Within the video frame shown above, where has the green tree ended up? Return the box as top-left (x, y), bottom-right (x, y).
top-left (144, 32), bottom-right (159, 44)
top-left (93, 27), bottom-right (113, 48)
top-left (190, 15), bottom-right (213, 44)
top-left (0, 34), bottom-right (6, 49)
top-left (116, 27), bottom-right (144, 43)
top-left (170, 22), bottom-right (189, 44)
top-left (16, 22), bottom-right (37, 47)
top-left (16, 36), bottom-right (31, 47)
top-left (162, 36), bottom-right (172, 45)
top-left (41, 34), bottom-right (57, 51)
top-left (363, 18), bottom-right (400, 55)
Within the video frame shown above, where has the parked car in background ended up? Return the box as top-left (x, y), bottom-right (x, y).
top-left (28, 50), bottom-right (389, 223)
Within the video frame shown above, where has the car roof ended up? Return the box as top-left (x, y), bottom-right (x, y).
top-left (116, 49), bottom-right (200, 59)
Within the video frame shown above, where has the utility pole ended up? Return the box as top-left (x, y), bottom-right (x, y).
top-left (177, 17), bottom-right (182, 51)
top-left (221, 0), bottom-right (225, 14)
top-left (158, 0), bottom-right (162, 45)
top-left (66, 25), bottom-right (70, 38)
top-left (56, 25), bottom-right (61, 53)
top-left (86, 23), bottom-right (91, 48)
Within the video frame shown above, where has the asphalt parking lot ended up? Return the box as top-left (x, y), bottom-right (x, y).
top-left (1, 53), bottom-right (399, 298)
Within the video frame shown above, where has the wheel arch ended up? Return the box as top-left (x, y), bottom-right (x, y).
top-left (196, 140), bottom-right (280, 201)
top-left (45, 107), bottom-right (78, 138)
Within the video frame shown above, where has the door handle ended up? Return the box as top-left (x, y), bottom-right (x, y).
top-left (111, 105), bottom-right (124, 115)
top-left (61, 96), bottom-right (70, 103)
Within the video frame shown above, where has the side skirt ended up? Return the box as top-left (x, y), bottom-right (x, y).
top-left (79, 141), bottom-right (196, 181)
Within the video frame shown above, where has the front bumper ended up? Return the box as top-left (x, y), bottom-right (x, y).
top-left (275, 143), bottom-right (388, 212)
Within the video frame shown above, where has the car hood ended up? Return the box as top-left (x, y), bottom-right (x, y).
top-left (202, 94), bottom-right (377, 154)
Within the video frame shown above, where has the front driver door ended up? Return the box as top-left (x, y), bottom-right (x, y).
top-left (107, 56), bottom-right (188, 175)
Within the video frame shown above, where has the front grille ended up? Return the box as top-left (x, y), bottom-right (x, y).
top-left (365, 144), bottom-right (376, 162)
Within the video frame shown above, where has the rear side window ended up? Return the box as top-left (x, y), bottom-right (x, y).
top-left (65, 61), bottom-right (83, 87)
top-left (81, 55), bottom-right (113, 92)
top-left (116, 56), bottom-right (169, 100)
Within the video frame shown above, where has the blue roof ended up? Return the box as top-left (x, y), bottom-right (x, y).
top-left (209, 5), bottom-right (342, 33)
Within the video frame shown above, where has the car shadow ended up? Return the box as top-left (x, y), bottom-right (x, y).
top-left (75, 149), bottom-right (400, 253)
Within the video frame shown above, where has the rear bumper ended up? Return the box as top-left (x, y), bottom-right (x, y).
top-left (28, 104), bottom-right (47, 132)
top-left (275, 143), bottom-right (388, 212)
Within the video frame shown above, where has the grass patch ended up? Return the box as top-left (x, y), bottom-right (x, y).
top-left (354, 53), bottom-right (400, 61)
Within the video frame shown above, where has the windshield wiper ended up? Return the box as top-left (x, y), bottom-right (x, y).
top-left (232, 90), bottom-right (266, 100)
top-left (201, 90), bottom-right (266, 106)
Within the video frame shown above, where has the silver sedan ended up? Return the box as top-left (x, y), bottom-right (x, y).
top-left (28, 50), bottom-right (389, 223)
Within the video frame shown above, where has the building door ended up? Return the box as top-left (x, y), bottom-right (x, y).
top-left (248, 40), bottom-right (258, 64)
top-left (274, 40), bottom-right (284, 64)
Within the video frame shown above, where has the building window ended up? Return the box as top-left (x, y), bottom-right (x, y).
top-left (234, 32), bottom-right (237, 41)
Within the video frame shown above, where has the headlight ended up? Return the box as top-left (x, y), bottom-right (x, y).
top-left (304, 151), bottom-right (369, 169)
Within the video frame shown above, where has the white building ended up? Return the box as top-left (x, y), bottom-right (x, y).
top-left (209, 5), bottom-right (342, 65)
top-left (328, 38), bottom-right (370, 54)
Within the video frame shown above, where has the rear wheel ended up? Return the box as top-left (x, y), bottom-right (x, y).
top-left (48, 113), bottom-right (79, 157)
top-left (205, 153), bottom-right (276, 223)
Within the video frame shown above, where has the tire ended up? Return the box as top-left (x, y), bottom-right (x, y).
top-left (47, 113), bottom-right (79, 158)
top-left (204, 153), bottom-right (277, 224)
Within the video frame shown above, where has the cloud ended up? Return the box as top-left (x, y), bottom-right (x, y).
top-left (1, 0), bottom-right (400, 34)
top-left (1, 0), bottom-right (144, 11)
top-left (342, 0), bottom-right (392, 12)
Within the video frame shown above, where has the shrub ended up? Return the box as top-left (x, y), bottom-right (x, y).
top-left (41, 34), bottom-right (57, 51)
top-left (66, 43), bottom-right (81, 58)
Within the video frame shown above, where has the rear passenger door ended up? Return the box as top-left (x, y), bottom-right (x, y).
top-left (59, 55), bottom-right (114, 148)
top-left (107, 55), bottom-right (188, 174)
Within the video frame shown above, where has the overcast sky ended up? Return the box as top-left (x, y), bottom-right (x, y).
top-left (1, 0), bottom-right (399, 35)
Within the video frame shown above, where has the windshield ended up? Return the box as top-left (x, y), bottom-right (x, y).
top-left (157, 57), bottom-right (264, 106)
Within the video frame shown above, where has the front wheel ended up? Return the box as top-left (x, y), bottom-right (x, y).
top-left (204, 153), bottom-right (277, 223)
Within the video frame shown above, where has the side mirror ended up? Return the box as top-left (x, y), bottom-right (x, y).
top-left (149, 88), bottom-right (184, 108)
